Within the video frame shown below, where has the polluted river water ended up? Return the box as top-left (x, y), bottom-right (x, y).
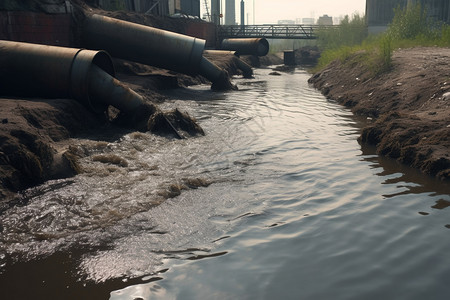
top-left (1, 67), bottom-right (450, 299)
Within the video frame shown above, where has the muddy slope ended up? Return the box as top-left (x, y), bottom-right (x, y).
top-left (309, 47), bottom-right (450, 179)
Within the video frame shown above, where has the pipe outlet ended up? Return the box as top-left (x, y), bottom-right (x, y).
top-left (0, 40), bottom-right (114, 113)
top-left (221, 38), bottom-right (270, 56)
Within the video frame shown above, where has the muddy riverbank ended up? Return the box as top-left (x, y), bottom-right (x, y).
top-left (0, 48), bottom-right (264, 206)
top-left (309, 47), bottom-right (450, 180)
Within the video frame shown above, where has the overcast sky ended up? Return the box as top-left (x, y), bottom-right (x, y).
top-left (208, 0), bottom-right (366, 24)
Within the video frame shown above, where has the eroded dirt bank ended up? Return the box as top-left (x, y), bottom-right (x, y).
top-left (309, 47), bottom-right (450, 179)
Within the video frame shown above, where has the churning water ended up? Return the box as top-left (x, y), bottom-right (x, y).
top-left (1, 68), bottom-right (449, 300)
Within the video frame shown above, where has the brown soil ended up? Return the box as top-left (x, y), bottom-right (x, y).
top-left (0, 98), bottom-right (102, 203)
top-left (309, 47), bottom-right (450, 180)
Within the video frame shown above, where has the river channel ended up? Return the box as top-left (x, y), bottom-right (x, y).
top-left (1, 67), bottom-right (450, 299)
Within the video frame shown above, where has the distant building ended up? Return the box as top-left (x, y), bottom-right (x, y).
top-left (366, 0), bottom-right (450, 34)
top-left (100, 0), bottom-right (169, 15)
top-left (317, 15), bottom-right (333, 25)
top-left (278, 19), bottom-right (295, 25)
top-left (225, 0), bottom-right (236, 25)
top-left (210, 0), bottom-right (220, 24)
top-left (168, 0), bottom-right (200, 17)
top-left (180, 0), bottom-right (200, 17)
top-left (301, 17), bottom-right (315, 25)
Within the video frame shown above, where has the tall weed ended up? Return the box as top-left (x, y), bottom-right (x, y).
top-left (314, 3), bottom-right (450, 74)
top-left (316, 14), bottom-right (367, 50)
top-left (387, 3), bottom-right (431, 40)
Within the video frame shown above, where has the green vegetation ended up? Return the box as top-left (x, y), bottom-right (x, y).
top-left (268, 39), bottom-right (316, 54)
top-left (316, 14), bottom-right (367, 50)
top-left (314, 3), bottom-right (450, 75)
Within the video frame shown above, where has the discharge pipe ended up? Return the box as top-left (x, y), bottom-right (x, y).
top-left (0, 40), bottom-right (183, 137)
top-left (82, 14), bottom-right (232, 90)
top-left (221, 38), bottom-right (269, 56)
top-left (0, 40), bottom-right (114, 113)
top-left (203, 50), bottom-right (253, 78)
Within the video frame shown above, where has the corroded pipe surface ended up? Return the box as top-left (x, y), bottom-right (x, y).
top-left (0, 40), bottom-right (114, 113)
top-left (0, 40), bottom-right (184, 137)
top-left (83, 14), bottom-right (205, 75)
top-left (88, 65), bottom-right (144, 112)
top-left (82, 14), bottom-right (230, 88)
top-left (234, 57), bottom-right (253, 78)
top-left (221, 38), bottom-right (270, 56)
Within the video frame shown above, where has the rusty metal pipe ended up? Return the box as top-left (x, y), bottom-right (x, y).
top-left (203, 50), bottom-right (238, 56)
top-left (88, 64), bottom-right (144, 112)
top-left (203, 50), bottom-right (253, 78)
top-left (0, 40), bottom-right (184, 137)
top-left (0, 40), bottom-right (114, 113)
top-left (82, 14), bottom-right (229, 88)
top-left (0, 40), bottom-right (152, 114)
top-left (233, 57), bottom-right (253, 78)
top-left (221, 38), bottom-right (270, 56)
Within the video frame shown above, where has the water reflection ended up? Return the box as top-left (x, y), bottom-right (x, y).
top-left (0, 68), bottom-right (449, 300)
top-left (361, 144), bottom-right (450, 197)
top-left (109, 69), bottom-right (450, 300)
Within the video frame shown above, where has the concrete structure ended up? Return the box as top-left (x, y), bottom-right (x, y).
top-left (210, 0), bottom-right (220, 24)
top-left (283, 50), bottom-right (295, 66)
top-left (366, 0), bottom-right (406, 34)
top-left (300, 18), bottom-right (315, 25)
top-left (414, 0), bottom-right (450, 23)
top-left (278, 20), bottom-right (295, 25)
top-left (0, 0), bottom-right (215, 49)
top-left (240, 0), bottom-right (245, 26)
top-left (225, 0), bottom-right (236, 25)
top-left (98, 1), bottom-right (201, 17)
top-left (366, 0), bottom-right (450, 34)
top-left (0, 1), bottom-right (73, 46)
top-left (167, 0), bottom-right (200, 17)
top-left (317, 15), bottom-right (333, 25)
top-left (179, 0), bottom-right (200, 17)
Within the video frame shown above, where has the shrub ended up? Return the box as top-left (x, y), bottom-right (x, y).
top-left (313, 3), bottom-right (450, 75)
top-left (316, 14), bottom-right (367, 50)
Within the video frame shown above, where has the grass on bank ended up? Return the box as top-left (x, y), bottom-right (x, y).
top-left (313, 3), bottom-right (450, 75)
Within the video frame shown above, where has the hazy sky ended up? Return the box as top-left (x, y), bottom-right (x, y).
top-left (209, 0), bottom-right (366, 24)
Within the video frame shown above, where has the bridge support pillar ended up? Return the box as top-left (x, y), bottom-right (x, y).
top-left (284, 50), bottom-right (296, 66)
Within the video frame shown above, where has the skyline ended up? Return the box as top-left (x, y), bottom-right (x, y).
top-left (205, 0), bottom-right (366, 24)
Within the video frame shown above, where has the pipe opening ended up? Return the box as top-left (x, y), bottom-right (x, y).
top-left (221, 38), bottom-right (270, 56)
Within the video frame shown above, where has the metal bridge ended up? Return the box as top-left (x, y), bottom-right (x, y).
top-left (218, 24), bottom-right (336, 40)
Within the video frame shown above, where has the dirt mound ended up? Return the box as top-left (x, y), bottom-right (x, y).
top-left (0, 98), bottom-right (102, 203)
top-left (309, 47), bottom-right (450, 179)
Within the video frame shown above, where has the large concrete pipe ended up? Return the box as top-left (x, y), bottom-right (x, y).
top-left (82, 14), bottom-right (232, 90)
top-left (0, 40), bottom-right (114, 113)
top-left (221, 38), bottom-right (270, 56)
top-left (0, 40), bottom-right (143, 115)
top-left (0, 40), bottom-right (183, 137)
top-left (203, 50), bottom-right (253, 78)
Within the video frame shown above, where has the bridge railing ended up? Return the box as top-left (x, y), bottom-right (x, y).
top-left (218, 24), bottom-right (338, 40)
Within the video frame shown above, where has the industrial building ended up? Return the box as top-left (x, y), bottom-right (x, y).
top-left (225, 0), bottom-right (236, 25)
top-left (317, 15), bottom-right (333, 26)
top-left (0, 0), bottom-right (215, 47)
top-left (94, 0), bottom-right (200, 17)
top-left (366, 0), bottom-right (450, 34)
